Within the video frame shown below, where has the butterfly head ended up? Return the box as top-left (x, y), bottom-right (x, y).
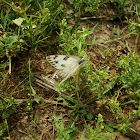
top-left (78, 58), bottom-right (85, 65)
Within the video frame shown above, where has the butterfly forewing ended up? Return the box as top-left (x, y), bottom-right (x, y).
top-left (57, 60), bottom-right (80, 77)
top-left (46, 55), bottom-right (81, 69)
top-left (46, 55), bottom-right (85, 82)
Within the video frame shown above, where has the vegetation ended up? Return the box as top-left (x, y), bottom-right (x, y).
top-left (0, 0), bottom-right (140, 139)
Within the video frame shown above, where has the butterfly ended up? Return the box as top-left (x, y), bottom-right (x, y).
top-left (46, 55), bottom-right (85, 84)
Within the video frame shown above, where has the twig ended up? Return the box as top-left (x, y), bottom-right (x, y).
top-left (14, 98), bottom-right (58, 104)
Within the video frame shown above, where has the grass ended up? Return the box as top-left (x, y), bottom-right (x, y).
top-left (0, 0), bottom-right (140, 139)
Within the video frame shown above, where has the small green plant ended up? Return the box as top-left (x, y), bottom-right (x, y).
top-left (106, 98), bottom-right (136, 135)
top-left (30, 115), bottom-right (39, 129)
top-left (114, 111), bottom-right (135, 135)
top-left (53, 113), bottom-right (114, 140)
top-left (106, 99), bottom-right (123, 120)
top-left (87, 68), bottom-right (118, 99)
top-left (115, 53), bottom-right (140, 109)
top-left (0, 8), bottom-right (11, 32)
top-left (80, 114), bottom-right (113, 140)
top-left (68, 0), bottom-right (108, 14)
top-left (0, 122), bottom-right (8, 138)
top-left (129, 21), bottom-right (140, 51)
top-left (0, 93), bottom-right (21, 138)
top-left (0, 94), bottom-right (20, 119)
top-left (58, 19), bottom-right (93, 57)
top-left (28, 58), bottom-right (43, 105)
top-left (57, 95), bottom-right (94, 120)
top-left (52, 113), bottom-right (79, 140)
top-left (117, 53), bottom-right (140, 90)
top-left (110, 0), bottom-right (133, 16)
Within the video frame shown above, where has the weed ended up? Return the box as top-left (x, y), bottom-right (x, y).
top-left (0, 122), bottom-right (7, 138)
top-left (87, 68), bottom-right (118, 99)
top-left (106, 99), bottom-right (136, 135)
top-left (58, 19), bottom-right (93, 57)
top-left (52, 113), bottom-right (79, 140)
top-left (129, 21), bottom-right (140, 51)
top-left (78, 114), bottom-right (113, 140)
top-left (0, 8), bottom-right (11, 32)
top-left (68, 0), bottom-right (108, 15)
top-left (53, 113), bottom-right (113, 140)
top-left (110, 0), bottom-right (134, 16)
top-left (30, 115), bottom-right (39, 129)
top-left (28, 58), bottom-right (43, 105)
top-left (0, 94), bottom-right (20, 119)
top-left (117, 53), bottom-right (140, 90)
top-left (0, 93), bottom-right (21, 138)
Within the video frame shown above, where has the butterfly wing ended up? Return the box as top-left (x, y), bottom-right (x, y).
top-left (46, 55), bottom-right (81, 69)
top-left (46, 55), bottom-right (85, 83)
top-left (57, 59), bottom-right (80, 77)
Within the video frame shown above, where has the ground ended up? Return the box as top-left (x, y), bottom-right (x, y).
top-left (1, 1), bottom-right (140, 140)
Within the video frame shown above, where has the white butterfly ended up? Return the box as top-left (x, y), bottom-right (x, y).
top-left (46, 55), bottom-right (85, 84)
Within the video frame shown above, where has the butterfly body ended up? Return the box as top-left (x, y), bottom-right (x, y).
top-left (46, 55), bottom-right (85, 84)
